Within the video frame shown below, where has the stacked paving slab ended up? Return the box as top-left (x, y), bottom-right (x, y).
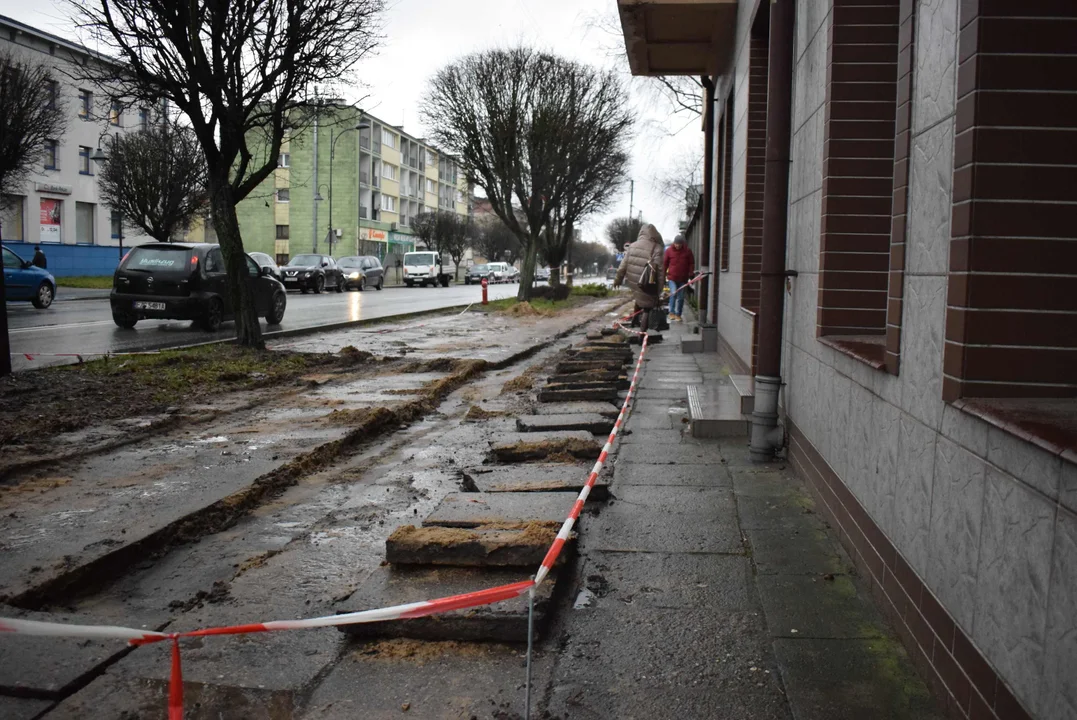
top-left (336, 330), bottom-right (632, 643)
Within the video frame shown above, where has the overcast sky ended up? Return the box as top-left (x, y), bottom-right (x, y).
top-left (0, 0), bottom-right (702, 246)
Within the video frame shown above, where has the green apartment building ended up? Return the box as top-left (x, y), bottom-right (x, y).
top-left (235, 104), bottom-right (471, 268)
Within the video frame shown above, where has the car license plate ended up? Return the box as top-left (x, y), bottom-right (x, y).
top-left (134, 301), bottom-right (166, 310)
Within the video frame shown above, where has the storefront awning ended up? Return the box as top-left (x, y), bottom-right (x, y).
top-left (617, 0), bottom-right (738, 77)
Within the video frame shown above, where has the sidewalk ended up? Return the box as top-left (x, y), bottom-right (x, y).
top-left (543, 312), bottom-right (945, 719)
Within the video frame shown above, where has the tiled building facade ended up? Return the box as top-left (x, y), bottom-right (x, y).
top-left (619, 1), bottom-right (1076, 718)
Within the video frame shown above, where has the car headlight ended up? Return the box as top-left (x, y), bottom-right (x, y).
top-left (349, 271), bottom-right (360, 279)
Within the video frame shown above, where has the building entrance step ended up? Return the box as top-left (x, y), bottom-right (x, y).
top-left (686, 384), bottom-right (750, 439)
top-left (729, 374), bottom-right (755, 415)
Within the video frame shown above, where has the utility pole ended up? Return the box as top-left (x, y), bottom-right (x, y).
top-left (312, 92), bottom-right (320, 253)
top-left (628, 179), bottom-right (634, 220)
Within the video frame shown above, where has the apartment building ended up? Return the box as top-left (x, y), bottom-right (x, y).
top-left (0, 15), bottom-right (154, 272)
top-left (235, 105), bottom-right (472, 265)
top-left (618, 2), bottom-right (1075, 719)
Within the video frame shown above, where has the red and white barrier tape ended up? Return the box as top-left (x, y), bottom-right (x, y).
top-left (0, 273), bottom-right (712, 718)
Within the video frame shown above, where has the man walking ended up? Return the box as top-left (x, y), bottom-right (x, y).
top-left (614, 223), bottom-right (665, 337)
top-left (32, 246), bottom-right (47, 269)
top-left (663, 233), bottom-right (694, 322)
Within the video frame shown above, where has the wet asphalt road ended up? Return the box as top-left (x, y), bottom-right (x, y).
top-left (6, 281), bottom-right (526, 370)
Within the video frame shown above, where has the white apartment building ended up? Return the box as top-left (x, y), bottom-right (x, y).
top-left (0, 14), bottom-right (152, 250)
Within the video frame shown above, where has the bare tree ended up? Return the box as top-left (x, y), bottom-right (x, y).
top-left (0, 51), bottom-right (67, 377)
top-left (441, 213), bottom-right (473, 281)
top-left (573, 241), bottom-right (614, 275)
top-left (410, 211), bottom-right (437, 254)
top-left (70, 0), bottom-right (385, 347)
top-left (96, 119), bottom-right (207, 242)
top-left (474, 216), bottom-right (521, 265)
top-left (421, 47), bottom-right (633, 300)
top-left (651, 145), bottom-right (704, 219)
top-left (605, 215), bottom-right (644, 253)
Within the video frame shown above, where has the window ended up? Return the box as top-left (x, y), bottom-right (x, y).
top-left (275, 224), bottom-right (290, 239)
top-left (382, 129), bottom-right (397, 149)
top-left (380, 194), bottom-right (397, 213)
top-left (246, 256), bottom-right (260, 277)
top-left (75, 202), bottom-right (95, 244)
top-left (426, 178), bottom-right (436, 194)
top-left (275, 253), bottom-right (289, 266)
top-left (456, 190), bottom-right (465, 203)
top-left (276, 188), bottom-right (290, 203)
top-left (78, 89), bottom-right (92, 119)
top-left (139, 107), bottom-right (150, 131)
top-left (719, 92), bottom-right (734, 272)
top-left (44, 140), bottom-right (58, 170)
top-left (3, 247), bottom-right (23, 268)
top-left (278, 153), bottom-right (290, 168)
top-left (1, 195), bottom-right (25, 241)
top-left (205, 248), bottom-right (225, 273)
top-left (45, 80), bottom-right (58, 110)
top-left (79, 146), bottom-right (93, 175)
top-left (109, 99), bottom-right (122, 127)
top-left (426, 150), bottom-right (436, 166)
top-left (110, 211), bottom-right (122, 239)
top-left (382, 163), bottom-right (397, 181)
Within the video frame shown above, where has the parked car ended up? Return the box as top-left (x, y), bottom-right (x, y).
top-left (249, 252), bottom-right (282, 282)
top-left (464, 263), bottom-right (495, 285)
top-left (337, 255), bottom-right (385, 291)
top-left (606, 265), bottom-right (618, 280)
top-left (2, 245), bottom-right (56, 309)
top-left (506, 265), bottom-right (521, 282)
top-left (281, 254), bottom-right (344, 293)
top-left (403, 251), bottom-right (451, 287)
top-left (110, 243), bottom-right (286, 331)
top-left (486, 262), bottom-right (513, 283)
top-left (534, 266), bottom-right (551, 282)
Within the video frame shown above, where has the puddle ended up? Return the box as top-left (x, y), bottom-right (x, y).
top-left (573, 587), bottom-right (597, 609)
top-left (196, 436), bottom-right (230, 444)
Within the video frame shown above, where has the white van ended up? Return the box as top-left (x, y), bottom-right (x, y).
top-left (403, 251), bottom-right (450, 288)
top-left (487, 262), bottom-right (514, 283)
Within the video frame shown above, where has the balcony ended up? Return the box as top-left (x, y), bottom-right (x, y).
top-left (616, 0), bottom-right (737, 76)
top-left (360, 170), bottom-right (369, 185)
top-left (360, 206), bottom-right (368, 219)
top-left (359, 135), bottom-right (370, 150)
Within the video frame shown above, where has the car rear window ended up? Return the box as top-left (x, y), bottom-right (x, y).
top-left (123, 246), bottom-right (192, 272)
top-left (338, 258), bottom-right (361, 268)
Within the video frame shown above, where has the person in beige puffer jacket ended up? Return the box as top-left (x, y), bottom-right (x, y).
top-left (614, 223), bottom-right (666, 332)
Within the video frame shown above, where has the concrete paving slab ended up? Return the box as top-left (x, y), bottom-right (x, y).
top-left (0, 606), bottom-right (148, 699)
top-left (579, 551), bottom-right (756, 611)
top-left (555, 360), bottom-right (626, 374)
top-left (298, 638), bottom-right (556, 720)
top-left (584, 486), bottom-right (743, 554)
top-left (737, 493), bottom-right (830, 532)
top-left (546, 608), bottom-right (790, 720)
top-left (532, 401), bottom-right (621, 418)
top-left (756, 573), bottom-right (888, 640)
top-left (516, 413), bottom-right (614, 435)
top-left (618, 428), bottom-right (700, 445)
top-left (385, 523), bottom-right (569, 568)
top-left (542, 379), bottom-right (622, 391)
top-left (615, 442), bottom-right (728, 465)
top-left (537, 386), bottom-right (620, 403)
top-left (489, 430), bottom-right (603, 461)
top-left (461, 463), bottom-right (609, 499)
top-left (0, 696), bottom-right (54, 720)
top-left (547, 370), bottom-right (626, 385)
top-left (773, 637), bottom-right (944, 720)
top-left (613, 462), bottom-right (732, 488)
top-left (747, 526), bottom-right (854, 576)
top-left (336, 565), bottom-right (556, 642)
top-left (423, 492), bottom-right (575, 528)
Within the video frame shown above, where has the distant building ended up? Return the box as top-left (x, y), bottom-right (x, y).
top-left (234, 105), bottom-right (472, 266)
top-left (0, 14), bottom-right (153, 251)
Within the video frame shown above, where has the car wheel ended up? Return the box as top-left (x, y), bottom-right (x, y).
top-left (313, 275), bottom-right (325, 294)
top-left (405, 280), bottom-right (414, 288)
top-left (334, 276), bottom-right (344, 293)
top-left (31, 282), bottom-right (54, 309)
top-left (112, 310), bottom-right (137, 329)
top-left (265, 292), bottom-right (286, 325)
top-left (300, 287), bottom-right (309, 294)
top-left (357, 277), bottom-right (366, 291)
top-left (200, 298), bottom-right (224, 332)
top-left (376, 277), bottom-right (383, 291)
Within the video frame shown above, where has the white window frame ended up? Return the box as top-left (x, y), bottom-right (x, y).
top-left (382, 163), bottom-right (397, 181)
top-left (381, 129), bottom-right (397, 149)
top-left (276, 188), bottom-right (290, 203)
top-left (278, 153), bottom-right (290, 168)
top-left (380, 194), bottom-right (397, 213)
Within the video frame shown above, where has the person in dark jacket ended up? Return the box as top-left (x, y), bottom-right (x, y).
top-left (32, 246), bottom-right (47, 269)
top-left (614, 223), bottom-right (665, 334)
top-left (663, 234), bottom-right (695, 322)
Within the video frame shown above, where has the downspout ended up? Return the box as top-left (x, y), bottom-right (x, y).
top-left (750, 0), bottom-right (796, 462)
top-left (700, 76), bottom-right (715, 324)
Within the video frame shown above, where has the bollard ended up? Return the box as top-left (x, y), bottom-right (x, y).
top-left (481, 277), bottom-right (488, 305)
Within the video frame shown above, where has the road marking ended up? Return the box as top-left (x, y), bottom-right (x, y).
top-left (9, 320), bottom-right (115, 334)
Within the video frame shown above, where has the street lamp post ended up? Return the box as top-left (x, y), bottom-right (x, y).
top-left (324, 115), bottom-right (370, 258)
top-left (90, 137), bottom-right (124, 260)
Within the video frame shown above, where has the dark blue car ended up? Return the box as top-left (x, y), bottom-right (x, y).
top-left (2, 245), bottom-right (56, 309)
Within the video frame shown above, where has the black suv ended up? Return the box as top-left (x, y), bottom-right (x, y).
top-left (281, 254), bottom-right (344, 293)
top-left (464, 264), bottom-right (494, 285)
top-left (110, 243), bottom-right (287, 331)
top-left (337, 255), bottom-right (385, 291)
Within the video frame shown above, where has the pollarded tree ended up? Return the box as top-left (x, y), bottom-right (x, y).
top-left (421, 47), bottom-right (633, 301)
top-left (71, 0), bottom-right (385, 347)
top-left (440, 212), bottom-right (472, 281)
top-left (96, 118), bottom-right (207, 242)
top-left (474, 216), bottom-right (521, 265)
top-left (0, 51), bottom-right (67, 377)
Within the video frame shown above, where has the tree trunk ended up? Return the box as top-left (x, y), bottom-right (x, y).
top-left (549, 264), bottom-right (561, 287)
top-left (516, 241), bottom-right (539, 301)
top-left (0, 218), bottom-right (10, 377)
top-left (209, 179), bottom-right (264, 349)
top-left (564, 221), bottom-right (574, 288)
